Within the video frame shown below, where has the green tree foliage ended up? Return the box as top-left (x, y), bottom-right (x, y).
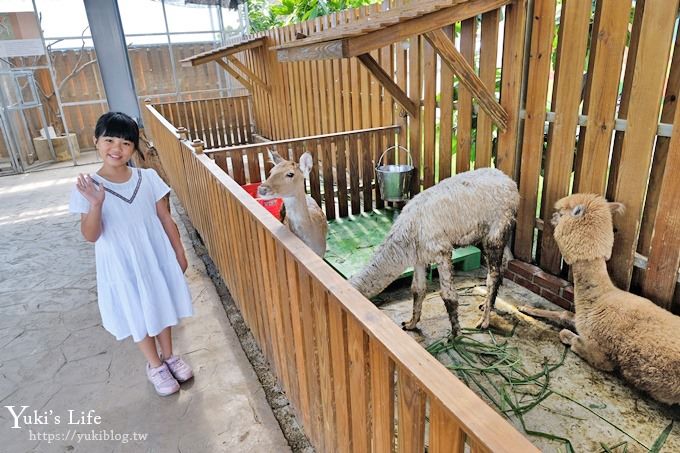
top-left (246, 0), bottom-right (381, 32)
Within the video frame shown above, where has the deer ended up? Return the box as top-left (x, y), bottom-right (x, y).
top-left (257, 151), bottom-right (328, 257)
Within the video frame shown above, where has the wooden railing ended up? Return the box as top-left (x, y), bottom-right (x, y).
top-left (153, 96), bottom-right (253, 149)
top-left (144, 102), bottom-right (537, 453)
top-left (204, 125), bottom-right (400, 220)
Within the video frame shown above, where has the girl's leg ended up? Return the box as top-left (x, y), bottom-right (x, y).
top-left (156, 326), bottom-right (173, 359)
top-left (137, 336), bottom-right (162, 367)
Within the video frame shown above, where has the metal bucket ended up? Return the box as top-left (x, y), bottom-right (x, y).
top-left (375, 145), bottom-right (413, 202)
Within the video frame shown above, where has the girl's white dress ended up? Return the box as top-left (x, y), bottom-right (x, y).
top-left (69, 168), bottom-right (193, 342)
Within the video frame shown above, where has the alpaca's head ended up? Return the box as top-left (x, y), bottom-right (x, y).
top-left (552, 193), bottom-right (625, 264)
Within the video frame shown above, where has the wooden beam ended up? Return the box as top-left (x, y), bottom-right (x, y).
top-left (345, 0), bottom-right (510, 57)
top-left (215, 59), bottom-right (253, 93)
top-left (424, 29), bottom-right (508, 131)
top-left (275, 0), bottom-right (510, 62)
top-left (356, 53), bottom-right (418, 118)
top-left (227, 56), bottom-right (271, 93)
top-left (181, 37), bottom-right (265, 67)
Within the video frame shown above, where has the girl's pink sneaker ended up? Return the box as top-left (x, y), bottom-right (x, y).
top-left (164, 355), bottom-right (194, 383)
top-left (146, 362), bottom-right (180, 396)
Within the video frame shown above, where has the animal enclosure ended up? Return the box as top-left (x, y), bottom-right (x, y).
top-left (142, 0), bottom-right (680, 451)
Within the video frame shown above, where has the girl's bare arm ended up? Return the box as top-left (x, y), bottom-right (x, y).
top-left (77, 174), bottom-right (104, 242)
top-left (156, 196), bottom-right (188, 273)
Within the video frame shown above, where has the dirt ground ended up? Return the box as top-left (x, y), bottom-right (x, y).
top-left (372, 268), bottom-right (680, 453)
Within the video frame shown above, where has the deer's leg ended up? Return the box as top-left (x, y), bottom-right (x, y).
top-left (436, 254), bottom-right (460, 337)
top-left (402, 264), bottom-right (427, 330)
top-left (518, 306), bottom-right (575, 329)
top-left (476, 243), bottom-right (504, 330)
top-left (559, 330), bottom-right (615, 372)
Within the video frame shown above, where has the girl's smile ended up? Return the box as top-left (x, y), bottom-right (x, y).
top-left (96, 136), bottom-right (134, 166)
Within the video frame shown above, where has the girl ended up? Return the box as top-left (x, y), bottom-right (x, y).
top-left (70, 112), bottom-right (193, 396)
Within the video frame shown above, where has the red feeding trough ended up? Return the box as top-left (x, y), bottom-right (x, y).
top-left (241, 182), bottom-right (284, 220)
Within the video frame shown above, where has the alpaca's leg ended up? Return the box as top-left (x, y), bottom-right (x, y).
top-left (518, 306), bottom-right (575, 329)
top-left (437, 255), bottom-right (460, 337)
top-left (403, 264), bottom-right (427, 330)
top-left (476, 244), bottom-right (504, 330)
top-left (559, 329), bottom-right (615, 372)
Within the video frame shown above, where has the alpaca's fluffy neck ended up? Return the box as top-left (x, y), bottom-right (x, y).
top-left (571, 258), bottom-right (615, 308)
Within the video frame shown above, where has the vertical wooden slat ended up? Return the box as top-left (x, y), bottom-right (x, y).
top-left (456, 18), bottom-right (477, 174)
top-left (635, 26), bottom-right (680, 288)
top-left (573, 0), bottom-right (632, 194)
top-left (429, 399), bottom-right (465, 453)
top-left (370, 340), bottom-right (394, 453)
top-left (538, 0), bottom-right (591, 273)
top-left (337, 138), bottom-right (349, 217)
top-left (497, 0), bottom-right (527, 179)
top-left (321, 138), bottom-right (336, 219)
top-left (476, 10), bottom-right (500, 168)
top-left (349, 135), bottom-right (361, 214)
top-left (285, 253), bottom-right (313, 434)
top-left (361, 133), bottom-right (373, 212)
top-left (312, 280), bottom-right (337, 451)
top-left (374, 132), bottom-right (385, 210)
top-left (347, 316), bottom-right (370, 453)
top-left (328, 299), bottom-right (351, 451)
top-left (513, 0), bottom-right (556, 262)
top-left (608, 0), bottom-right (678, 289)
top-left (408, 35), bottom-right (422, 195)
top-left (298, 268), bottom-right (324, 449)
top-left (439, 25), bottom-right (455, 181)
top-left (642, 109), bottom-right (680, 301)
top-left (396, 368), bottom-right (426, 453)
top-left (422, 39), bottom-right (437, 189)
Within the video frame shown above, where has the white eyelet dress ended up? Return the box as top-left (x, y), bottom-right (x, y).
top-left (69, 168), bottom-right (193, 342)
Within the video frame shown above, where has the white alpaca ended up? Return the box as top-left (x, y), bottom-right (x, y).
top-left (349, 168), bottom-right (519, 335)
top-left (258, 151), bottom-right (328, 257)
top-left (520, 193), bottom-right (680, 405)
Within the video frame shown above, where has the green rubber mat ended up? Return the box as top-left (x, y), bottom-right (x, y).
top-left (324, 209), bottom-right (481, 281)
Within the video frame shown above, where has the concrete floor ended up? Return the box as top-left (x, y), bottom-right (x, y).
top-left (0, 164), bottom-right (291, 452)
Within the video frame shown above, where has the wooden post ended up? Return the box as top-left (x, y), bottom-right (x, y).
top-left (192, 139), bottom-right (204, 154)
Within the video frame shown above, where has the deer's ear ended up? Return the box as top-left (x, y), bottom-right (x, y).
top-left (269, 149), bottom-right (284, 165)
top-left (299, 152), bottom-right (313, 178)
top-left (608, 202), bottom-right (625, 215)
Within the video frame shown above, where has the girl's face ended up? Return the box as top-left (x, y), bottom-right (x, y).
top-left (95, 135), bottom-right (134, 168)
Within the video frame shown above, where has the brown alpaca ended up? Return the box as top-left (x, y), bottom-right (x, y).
top-left (520, 194), bottom-right (680, 405)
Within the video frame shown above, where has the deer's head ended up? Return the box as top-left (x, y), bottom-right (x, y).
top-left (257, 150), bottom-right (313, 199)
top-left (552, 193), bottom-right (625, 264)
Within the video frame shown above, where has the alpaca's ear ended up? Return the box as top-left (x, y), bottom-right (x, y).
top-left (571, 205), bottom-right (585, 218)
top-left (608, 202), bottom-right (625, 215)
top-left (299, 152), bottom-right (313, 178)
top-left (269, 149), bottom-right (284, 165)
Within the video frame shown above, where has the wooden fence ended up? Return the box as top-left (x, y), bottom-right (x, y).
top-left (153, 96), bottom-right (253, 149)
top-left (143, 99), bottom-right (537, 453)
top-left (514, 0), bottom-right (680, 310)
top-left (227, 0), bottom-right (680, 311)
top-left (204, 125), bottom-right (399, 220)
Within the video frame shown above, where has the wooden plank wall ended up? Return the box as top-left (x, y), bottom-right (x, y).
top-left (144, 102), bottom-right (538, 453)
top-left (237, 0), bottom-right (521, 193)
top-left (4, 42), bottom-right (246, 156)
top-left (515, 0), bottom-right (680, 311)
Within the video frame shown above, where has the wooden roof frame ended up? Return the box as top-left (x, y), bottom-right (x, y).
top-left (181, 36), bottom-right (271, 93)
top-left (272, 0), bottom-right (510, 129)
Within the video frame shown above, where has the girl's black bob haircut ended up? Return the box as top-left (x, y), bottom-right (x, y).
top-left (94, 112), bottom-right (140, 150)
